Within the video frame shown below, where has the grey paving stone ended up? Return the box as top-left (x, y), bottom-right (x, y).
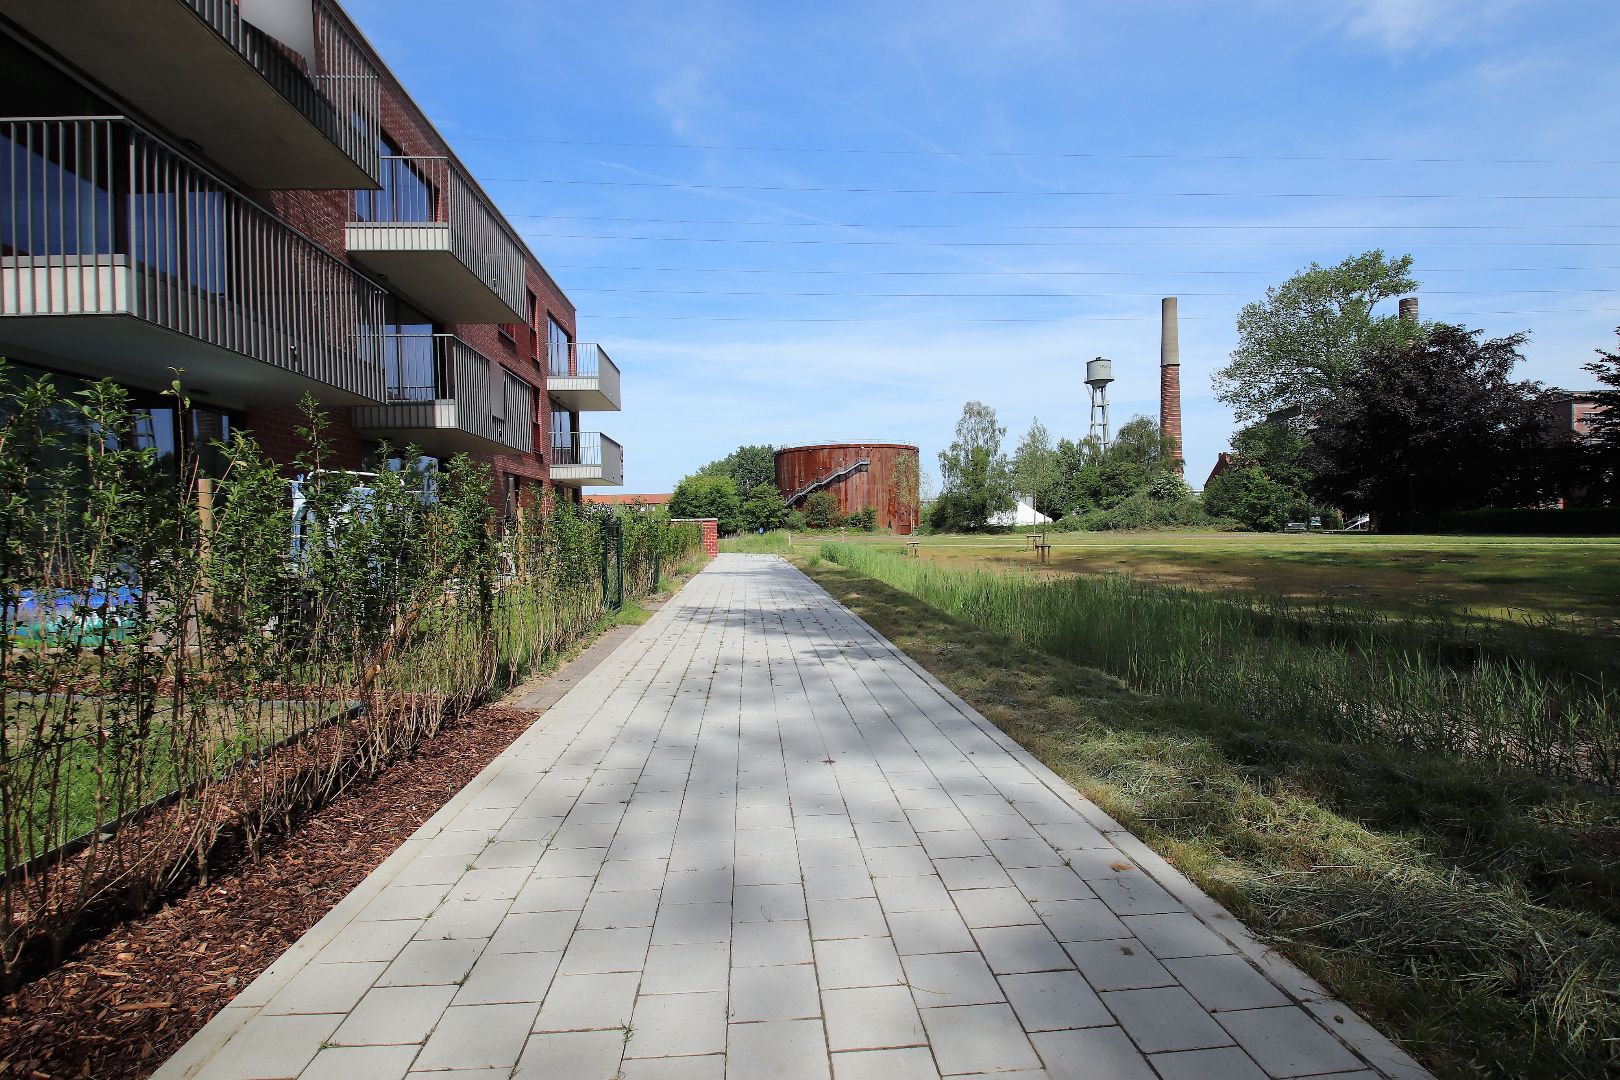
top-left (951, 886), bottom-right (1041, 930)
top-left (300, 1044), bottom-right (417, 1080)
top-left (814, 936), bottom-right (905, 989)
top-left (1065, 938), bottom-right (1175, 991)
top-left (985, 837), bottom-right (1065, 869)
top-left (934, 855), bottom-right (1014, 892)
top-left (1164, 953), bottom-right (1292, 1013)
top-left (972, 924), bottom-right (1072, 975)
top-left (1006, 866), bottom-right (1093, 904)
top-left (874, 875), bottom-right (953, 914)
top-left (580, 887), bottom-right (662, 929)
top-left (510, 873), bottom-right (594, 913)
top-left (823, 984), bottom-right (927, 1052)
top-left (735, 850), bottom-right (804, 886)
top-left (727, 1017), bottom-right (831, 1080)
top-left (918, 830), bottom-right (992, 861)
top-left (900, 951), bottom-right (1005, 1008)
top-left (317, 920), bottom-right (421, 965)
top-left (1030, 1025), bottom-right (1158, 1080)
top-left (1035, 897), bottom-right (1130, 943)
top-left (514, 1029), bottom-right (626, 1079)
top-left (730, 963), bottom-right (822, 1022)
top-left (415, 1001), bottom-right (537, 1070)
top-left (734, 919), bottom-right (814, 967)
top-left (1121, 911), bottom-right (1234, 960)
top-left (804, 862), bottom-right (878, 902)
top-left (262, 960), bottom-right (385, 1016)
top-left (560, 926), bottom-right (653, 974)
top-left (454, 948), bottom-right (560, 1005)
top-left (1089, 875), bottom-right (1183, 916)
top-left (799, 836), bottom-right (867, 868)
top-left (830, 1046), bottom-right (942, 1080)
top-left (734, 882), bottom-right (809, 923)
top-left (415, 896), bottom-right (510, 940)
top-left (918, 1002), bottom-right (1041, 1075)
top-left (653, 901), bottom-right (735, 945)
top-left (192, 1013), bottom-right (340, 1079)
top-left (620, 1054), bottom-right (728, 1079)
top-left (377, 938), bottom-right (484, 987)
top-left (644, 941), bottom-right (731, 994)
top-left (1101, 986), bottom-right (1235, 1053)
top-left (809, 897), bottom-right (889, 940)
top-left (357, 883), bottom-right (449, 923)
top-left (664, 868), bottom-right (733, 906)
top-left (999, 970), bottom-right (1111, 1032)
top-left (488, 909), bottom-right (579, 954)
top-left (627, 990), bottom-right (729, 1058)
top-left (450, 865), bottom-right (533, 902)
top-left (888, 907), bottom-right (977, 955)
top-left (1149, 1045), bottom-right (1270, 1080)
top-left (331, 984), bottom-right (455, 1045)
top-left (533, 970), bottom-right (640, 1032)
top-left (865, 845), bottom-right (935, 878)
top-left (597, 858), bottom-right (670, 892)
top-left (1216, 1006), bottom-right (1366, 1077)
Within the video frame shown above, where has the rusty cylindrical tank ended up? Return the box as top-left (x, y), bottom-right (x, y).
top-left (774, 443), bottom-right (921, 534)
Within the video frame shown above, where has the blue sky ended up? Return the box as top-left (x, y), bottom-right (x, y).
top-left (347, 0), bottom-right (1620, 493)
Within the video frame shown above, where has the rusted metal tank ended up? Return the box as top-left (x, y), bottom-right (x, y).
top-left (774, 442), bottom-right (921, 534)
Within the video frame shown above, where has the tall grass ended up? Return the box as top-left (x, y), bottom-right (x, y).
top-left (822, 543), bottom-right (1620, 787)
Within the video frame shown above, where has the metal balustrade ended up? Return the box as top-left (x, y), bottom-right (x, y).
top-left (0, 116), bottom-right (387, 403)
top-left (346, 155), bottom-right (526, 323)
top-left (550, 431), bottom-right (625, 486)
top-left (354, 333), bottom-right (533, 454)
top-left (545, 341), bottom-right (622, 412)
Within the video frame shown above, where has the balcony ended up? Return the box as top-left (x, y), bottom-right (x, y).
top-left (551, 432), bottom-right (624, 487)
top-left (345, 156), bottom-right (525, 324)
top-left (546, 342), bottom-right (621, 412)
top-left (352, 334), bottom-right (533, 457)
top-left (0, 117), bottom-right (386, 407)
top-left (5, 0), bottom-right (381, 190)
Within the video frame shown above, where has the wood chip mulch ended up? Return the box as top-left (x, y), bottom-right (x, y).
top-left (0, 703), bottom-right (540, 1080)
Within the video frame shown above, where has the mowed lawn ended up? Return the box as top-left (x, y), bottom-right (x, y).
top-left (805, 531), bottom-right (1620, 630)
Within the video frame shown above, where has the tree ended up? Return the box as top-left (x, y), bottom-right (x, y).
top-left (1582, 328), bottom-right (1620, 503)
top-left (1306, 324), bottom-right (1567, 520)
top-left (804, 490), bottom-right (840, 529)
top-left (890, 452), bottom-right (922, 532)
top-left (1066, 417), bottom-right (1179, 514)
top-left (697, 444), bottom-right (776, 495)
top-left (669, 474), bottom-right (742, 535)
top-left (935, 401), bottom-right (1012, 530)
top-left (1011, 417), bottom-right (1063, 518)
top-left (1202, 466), bottom-right (1297, 531)
top-left (740, 482), bottom-right (788, 532)
top-left (1214, 250), bottom-right (1422, 422)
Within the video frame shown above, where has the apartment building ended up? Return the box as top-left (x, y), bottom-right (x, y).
top-left (0, 0), bottom-right (624, 517)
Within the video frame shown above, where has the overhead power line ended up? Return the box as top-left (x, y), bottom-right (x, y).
top-left (484, 176), bottom-right (1620, 200)
top-left (525, 232), bottom-right (1620, 248)
top-left (574, 307), bottom-right (1620, 323)
top-left (458, 135), bottom-right (1620, 168)
top-left (570, 287), bottom-right (1620, 298)
top-left (551, 264), bottom-right (1620, 276)
top-left (509, 213), bottom-right (1620, 231)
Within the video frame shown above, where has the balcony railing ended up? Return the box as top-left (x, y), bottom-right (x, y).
top-left (353, 333), bottom-right (533, 454)
top-left (346, 155), bottom-right (526, 322)
top-left (0, 116), bottom-right (387, 402)
top-left (6, 0), bottom-right (383, 189)
top-left (545, 341), bottom-right (622, 412)
top-left (550, 431), bottom-right (624, 486)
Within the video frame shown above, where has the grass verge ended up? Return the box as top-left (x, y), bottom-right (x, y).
top-left (796, 552), bottom-right (1620, 1080)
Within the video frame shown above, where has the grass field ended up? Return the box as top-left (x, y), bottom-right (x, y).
top-left (784, 545), bottom-right (1620, 1079)
top-left (755, 530), bottom-right (1620, 631)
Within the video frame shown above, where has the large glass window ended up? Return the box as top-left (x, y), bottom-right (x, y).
top-left (550, 401), bottom-right (576, 463)
top-left (381, 298), bottom-right (438, 401)
top-left (547, 316), bottom-right (572, 376)
top-left (354, 133), bottom-right (434, 223)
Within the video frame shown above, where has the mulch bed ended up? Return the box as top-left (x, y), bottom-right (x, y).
top-left (0, 703), bottom-right (539, 1080)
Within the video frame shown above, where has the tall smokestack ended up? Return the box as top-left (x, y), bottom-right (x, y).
top-left (1399, 296), bottom-right (1419, 324)
top-left (1159, 296), bottom-right (1184, 476)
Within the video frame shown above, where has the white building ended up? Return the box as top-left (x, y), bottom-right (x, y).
top-left (989, 495), bottom-right (1053, 528)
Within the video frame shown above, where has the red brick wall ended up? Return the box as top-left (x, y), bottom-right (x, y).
top-left (1159, 363), bottom-right (1184, 476)
top-left (244, 19), bottom-right (577, 512)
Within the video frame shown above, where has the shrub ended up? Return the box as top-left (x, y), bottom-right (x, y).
top-left (804, 490), bottom-right (840, 529)
top-left (669, 473), bottom-right (742, 535)
top-left (785, 510), bottom-right (808, 531)
top-left (1202, 466), bottom-right (1294, 532)
top-left (856, 506), bottom-right (878, 532)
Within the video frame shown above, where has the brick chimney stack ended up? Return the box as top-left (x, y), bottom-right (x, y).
top-left (1399, 296), bottom-right (1419, 324)
top-left (1160, 296), bottom-right (1184, 476)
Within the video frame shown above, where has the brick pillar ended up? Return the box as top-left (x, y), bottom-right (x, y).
top-left (700, 519), bottom-right (719, 558)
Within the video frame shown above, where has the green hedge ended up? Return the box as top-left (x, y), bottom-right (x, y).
top-left (1383, 508), bottom-right (1620, 535)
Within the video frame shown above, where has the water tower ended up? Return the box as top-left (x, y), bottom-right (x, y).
top-left (1086, 356), bottom-right (1114, 446)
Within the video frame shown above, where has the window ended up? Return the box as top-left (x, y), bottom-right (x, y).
top-left (550, 403), bottom-right (576, 463)
top-left (355, 132), bottom-right (433, 223)
top-left (381, 298), bottom-right (437, 400)
top-left (527, 290), bottom-right (541, 359)
top-left (547, 316), bottom-right (572, 377)
top-left (504, 475), bottom-right (520, 521)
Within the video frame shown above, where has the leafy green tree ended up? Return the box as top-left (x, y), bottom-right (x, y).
top-left (1202, 466), bottom-right (1296, 531)
top-left (935, 401), bottom-right (1012, 530)
top-left (669, 474), bottom-right (742, 535)
top-left (1011, 417), bottom-right (1063, 518)
top-left (1306, 324), bottom-right (1566, 519)
top-left (889, 452), bottom-right (922, 531)
top-left (1582, 328), bottom-right (1620, 503)
top-left (740, 482), bottom-right (788, 532)
top-left (804, 490), bottom-right (840, 528)
top-left (1065, 417), bottom-right (1180, 514)
top-left (698, 444), bottom-right (776, 495)
top-left (1215, 250), bottom-right (1422, 422)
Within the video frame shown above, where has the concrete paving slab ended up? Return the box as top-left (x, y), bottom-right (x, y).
top-left (155, 555), bottom-right (1427, 1080)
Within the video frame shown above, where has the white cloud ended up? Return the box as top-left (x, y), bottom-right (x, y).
top-left (1327, 0), bottom-right (1525, 53)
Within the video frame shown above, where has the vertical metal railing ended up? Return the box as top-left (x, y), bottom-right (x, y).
top-left (374, 331), bottom-right (531, 452)
top-left (356, 154), bottom-right (525, 318)
top-left (551, 432), bottom-right (624, 480)
top-left (1, 117), bottom-right (386, 400)
top-left (180, 0), bottom-right (382, 185)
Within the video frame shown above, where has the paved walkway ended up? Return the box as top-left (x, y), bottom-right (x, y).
top-left (157, 554), bottom-right (1426, 1080)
